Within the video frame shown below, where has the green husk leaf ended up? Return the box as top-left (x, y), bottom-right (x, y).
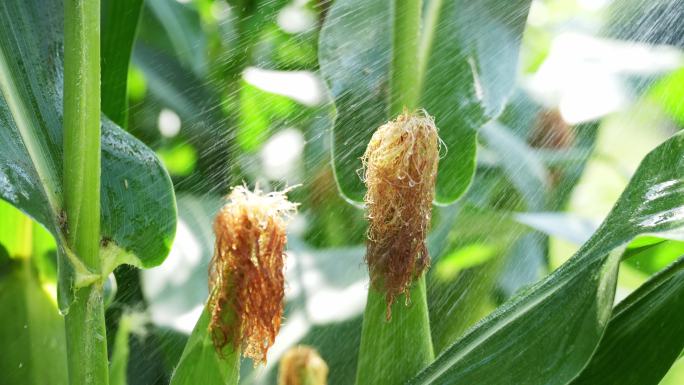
top-left (355, 278), bottom-right (434, 385)
top-left (0, 260), bottom-right (68, 385)
top-left (170, 306), bottom-right (240, 385)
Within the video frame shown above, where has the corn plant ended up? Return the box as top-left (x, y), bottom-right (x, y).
top-left (1, 0), bottom-right (684, 385)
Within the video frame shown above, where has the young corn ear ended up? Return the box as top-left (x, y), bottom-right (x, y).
top-left (209, 186), bottom-right (297, 364)
top-left (361, 110), bottom-right (440, 316)
top-left (278, 345), bottom-right (329, 385)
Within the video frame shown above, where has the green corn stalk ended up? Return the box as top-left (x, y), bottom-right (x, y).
top-left (62, 1), bottom-right (109, 384)
top-left (390, 0), bottom-right (422, 115)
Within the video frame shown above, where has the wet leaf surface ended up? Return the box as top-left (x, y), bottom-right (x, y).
top-left (0, 0), bottom-right (176, 290)
top-left (319, 0), bottom-right (532, 204)
top-left (410, 131), bottom-right (684, 385)
top-left (571, 255), bottom-right (684, 385)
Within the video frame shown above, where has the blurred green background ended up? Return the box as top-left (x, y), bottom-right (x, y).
top-left (1, 0), bottom-right (683, 384)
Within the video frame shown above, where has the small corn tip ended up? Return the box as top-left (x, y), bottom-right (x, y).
top-left (361, 110), bottom-right (440, 318)
top-left (278, 345), bottom-right (329, 385)
top-left (209, 185), bottom-right (298, 364)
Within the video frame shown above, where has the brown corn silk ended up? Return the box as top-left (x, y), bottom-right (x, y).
top-left (530, 109), bottom-right (574, 149)
top-left (530, 109), bottom-right (574, 187)
top-left (278, 345), bottom-right (329, 385)
top-left (209, 186), bottom-right (297, 363)
top-left (362, 111), bottom-right (440, 317)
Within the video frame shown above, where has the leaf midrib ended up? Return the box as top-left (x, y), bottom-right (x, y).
top-left (0, 41), bottom-right (61, 219)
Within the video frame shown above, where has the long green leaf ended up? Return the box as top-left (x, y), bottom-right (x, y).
top-left (319, 0), bottom-right (532, 204)
top-left (420, 0), bottom-right (532, 204)
top-left (410, 131), bottom-right (684, 385)
top-left (0, 260), bottom-right (68, 385)
top-left (109, 313), bottom-right (133, 385)
top-left (0, 0), bottom-right (176, 310)
top-left (571, 255), bottom-right (684, 385)
top-left (146, 0), bottom-right (207, 76)
top-left (101, 0), bottom-right (144, 128)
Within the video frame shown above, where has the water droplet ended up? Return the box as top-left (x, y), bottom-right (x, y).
top-left (18, 363), bottom-right (23, 369)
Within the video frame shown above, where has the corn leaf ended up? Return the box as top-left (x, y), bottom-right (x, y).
top-left (109, 313), bottom-right (134, 385)
top-left (571, 255), bottom-right (684, 385)
top-left (0, 0), bottom-right (176, 311)
top-left (410, 131), bottom-right (684, 384)
top-left (0, 260), bottom-right (68, 385)
top-left (102, 0), bottom-right (144, 128)
top-left (319, 0), bottom-right (532, 204)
